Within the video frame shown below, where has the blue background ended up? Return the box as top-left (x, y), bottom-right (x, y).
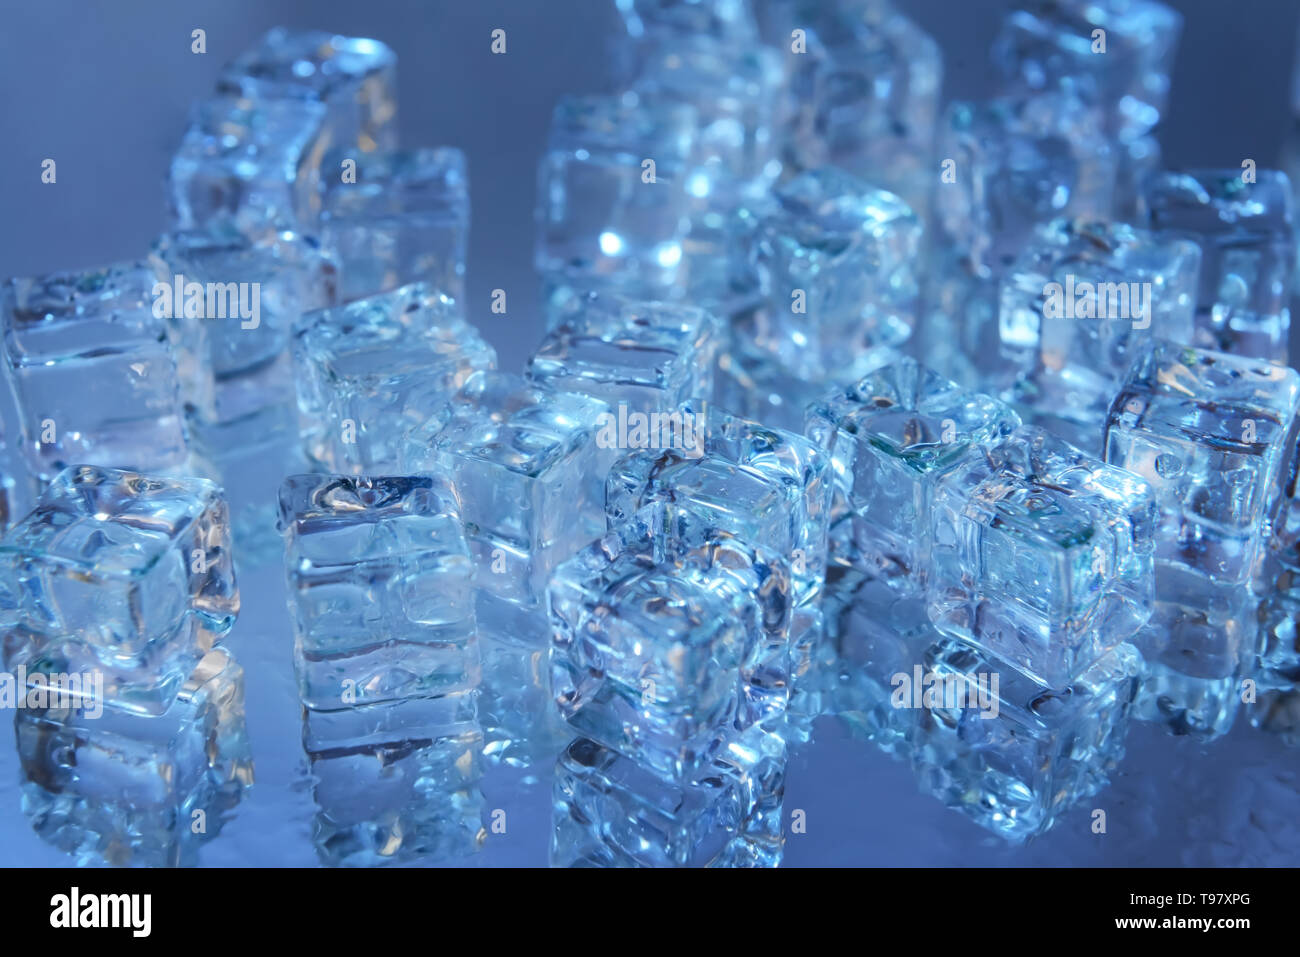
top-left (0, 0), bottom-right (1298, 866)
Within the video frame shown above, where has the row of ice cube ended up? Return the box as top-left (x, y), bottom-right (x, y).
top-left (315, 272), bottom-right (1163, 849)
top-left (738, 339), bottom-right (1294, 838)
top-left (8, 293), bottom-right (1286, 857)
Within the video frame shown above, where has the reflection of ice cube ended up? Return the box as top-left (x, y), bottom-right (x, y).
top-left (304, 695), bottom-right (486, 867)
top-left (1252, 592), bottom-right (1300, 746)
top-left (911, 639), bottom-right (1140, 843)
top-left (551, 729), bottom-right (785, 868)
top-left (1249, 688), bottom-right (1300, 747)
top-left (1132, 565), bottom-right (1258, 739)
top-left (192, 400), bottom-right (304, 572)
top-left (818, 566), bottom-right (937, 757)
top-left (477, 630), bottom-right (569, 772)
top-left (16, 648), bottom-right (253, 867)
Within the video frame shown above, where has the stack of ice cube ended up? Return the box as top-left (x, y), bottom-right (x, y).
top-left (805, 357), bottom-right (1156, 840)
top-left (548, 497), bottom-right (792, 866)
top-left (278, 474), bottom-right (486, 865)
top-left (0, 466), bottom-right (250, 864)
top-left (1104, 341), bottom-right (1300, 738)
